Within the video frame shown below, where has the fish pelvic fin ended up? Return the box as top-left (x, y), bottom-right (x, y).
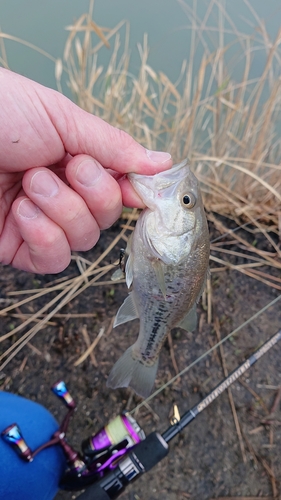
top-left (106, 346), bottom-right (159, 398)
top-left (177, 304), bottom-right (197, 332)
top-left (113, 292), bottom-right (139, 328)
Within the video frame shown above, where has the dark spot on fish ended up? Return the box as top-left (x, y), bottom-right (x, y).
top-left (143, 315), bottom-right (164, 357)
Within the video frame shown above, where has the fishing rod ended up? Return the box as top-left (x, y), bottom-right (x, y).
top-left (2, 329), bottom-right (281, 499)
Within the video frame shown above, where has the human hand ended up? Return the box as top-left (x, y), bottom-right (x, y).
top-left (0, 68), bottom-right (172, 273)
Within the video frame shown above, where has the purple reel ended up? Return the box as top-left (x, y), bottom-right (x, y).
top-left (83, 413), bottom-right (145, 458)
top-left (60, 413), bottom-right (145, 490)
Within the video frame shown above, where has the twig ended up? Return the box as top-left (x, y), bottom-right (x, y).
top-left (270, 387), bottom-right (281, 415)
top-left (239, 379), bottom-right (269, 414)
top-left (248, 426), bottom-right (264, 435)
top-left (242, 430), bottom-right (279, 498)
top-left (1, 376), bottom-right (11, 390)
top-left (105, 315), bottom-right (115, 337)
top-left (142, 401), bottom-right (160, 422)
top-left (5, 313), bottom-right (98, 319)
top-left (208, 214), bottom-right (281, 269)
top-left (19, 356), bottom-right (28, 372)
top-left (27, 343), bottom-right (42, 356)
top-left (214, 317), bottom-right (247, 463)
top-left (261, 387), bottom-right (281, 426)
top-left (210, 498), bottom-right (274, 500)
top-left (74, 327), bottom-right (105, 366)
top-left (167, 332), bottom-right (180, 381)
top-left (256, 384), bottom-right (281, 390)
top-left (81, 325), bottom-right (98, 367)
top-left (207, 274), bottom-right (212, 324)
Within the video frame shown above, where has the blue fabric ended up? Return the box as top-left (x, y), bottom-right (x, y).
top-left (0, 392), bottom-right (66, 500)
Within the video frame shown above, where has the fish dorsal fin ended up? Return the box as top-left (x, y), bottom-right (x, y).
top-left (113, 292), bottom-right (139, 328)
top-left (177, 305), bottom-right (197, 332)
top-left (152, 259), bottom-right (167, 299)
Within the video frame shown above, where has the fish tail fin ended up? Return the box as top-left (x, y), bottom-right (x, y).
top-left (106, 346), bottom-right (158, 398)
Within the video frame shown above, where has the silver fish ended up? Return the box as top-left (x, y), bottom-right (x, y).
top-left (107, 159), bottom-right (210, 398)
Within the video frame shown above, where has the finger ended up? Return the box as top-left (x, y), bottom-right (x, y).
top-left (1, 69), bottom-right (173, 175)
top-left (65, 156), bottom-right (124, 229)
top-left (117, 176), bottom-right (146, 208)
top-left (66, 109), bottom-right (172, 175)
top-left (39, 87), bottom-right (173, 175)
top-left (22, 167), bottom-right (101, 251)
top-left (101, 169), bottom-right (145, 208)
top-left (0, 205), bottom-right (24, 266)
top-left (12, 198), bottom-right (71, 273)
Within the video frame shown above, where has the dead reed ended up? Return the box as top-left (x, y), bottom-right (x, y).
top-left (0, 0), bottom-right (280, 368)
top-left (60, 0), bottom-right (281, 226)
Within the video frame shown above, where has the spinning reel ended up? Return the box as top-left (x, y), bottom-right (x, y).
top-left (2, 380), bottom-right (145, 491)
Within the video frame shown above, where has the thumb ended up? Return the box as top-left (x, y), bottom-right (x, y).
top-left (42, 91), bottom-right (173, 175)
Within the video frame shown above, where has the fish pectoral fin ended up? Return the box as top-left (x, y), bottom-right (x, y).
top-left (111, 268), bottom-right (125, 281)
top-left (113, 292), bottom-right (139, 328)
top-left (152, 259), bottom-right (167, 299)
top-left (177, 305), bottom-right (197, 332)
top-left (125, 252), bottom-right (134, 288)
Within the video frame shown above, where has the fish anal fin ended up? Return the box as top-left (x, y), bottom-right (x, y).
top-left (113, 292), bottom-right (139, 328)
top-left (106, 345), bottom-right (159, 398)
top-left (177, 305), bottom-right (197, 332)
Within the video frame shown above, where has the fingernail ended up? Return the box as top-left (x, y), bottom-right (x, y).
top-left (31, 171), bottom-right (59, 197)
top-left (146, 150), bottom-right (171, 164)
top-left (17, 199), bottom-right (40, 219)
top-left (76, 160), bottom-right (102, 187)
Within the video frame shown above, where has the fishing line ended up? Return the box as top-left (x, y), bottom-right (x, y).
top-left (130, 293), bottom-right (281, 415)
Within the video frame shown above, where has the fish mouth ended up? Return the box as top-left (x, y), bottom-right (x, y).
top-left (128, 159), bottom-right (189, 209)
top-left (129, 158), bottom-right (188, 185)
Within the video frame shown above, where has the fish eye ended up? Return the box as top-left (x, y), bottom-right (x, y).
top-left (181, 193), bottom-right (196, 208)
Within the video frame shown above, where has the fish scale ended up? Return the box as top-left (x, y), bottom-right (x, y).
top-left (107, 159), bottom-right (210, 398)
top-left (133, 239), bottom-right (209, 362)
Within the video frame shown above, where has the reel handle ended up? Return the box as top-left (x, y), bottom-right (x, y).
top-left (1, 423), bottom-right (33, 462)
top-left (51, 380), bottom-right (75, 409)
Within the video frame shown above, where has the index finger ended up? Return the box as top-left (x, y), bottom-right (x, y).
top-left (40, 89), bottom-right (173, 175)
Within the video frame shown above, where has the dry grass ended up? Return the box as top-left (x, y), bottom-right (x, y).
top-left (0, 0), bottom-right (280, 372)
top-left (59, 0), bottom-right (281, 226)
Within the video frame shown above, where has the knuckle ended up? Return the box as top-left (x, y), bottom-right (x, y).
top-left (108, 128), bottom-right (135, 166)
top-left (101, 194), bottom-right (121, 215)
top-left (34, 256), bottom-right (70, 274)
top-left (31, 237), bottom-right (71, 274)
top-left (71, 228), bottom-right (100, 252)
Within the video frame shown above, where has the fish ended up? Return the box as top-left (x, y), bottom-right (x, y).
top-left (107, 159), bottom-right (210, 398)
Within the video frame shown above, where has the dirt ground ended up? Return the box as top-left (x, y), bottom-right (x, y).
top-left (0, 217), bottom-right (280, 500)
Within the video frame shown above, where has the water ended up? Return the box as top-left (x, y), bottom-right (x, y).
top-left (1, 0), bottom-right (281, 96)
